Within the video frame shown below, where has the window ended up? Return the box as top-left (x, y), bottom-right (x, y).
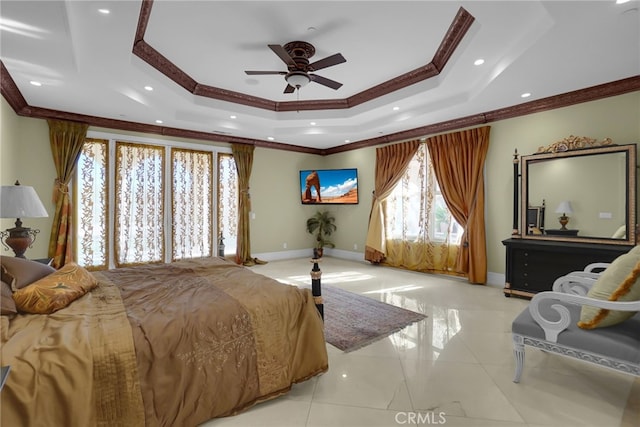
top-left (217, 153), bottom-right (238, 256)
top-left (76, 138), bottom-right (109, 269)
top-left (172, 148), bottom-right (213, 260)
top-left (383, 144), bottom-right (461, 274)
top-left (386, 145), bottom-right (461, 244)
top-left (115, 142), bottom-right (165, 265)
top-left (74, 135), bottom-right (235, 269)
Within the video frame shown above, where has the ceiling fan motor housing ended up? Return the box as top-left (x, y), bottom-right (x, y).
top-left (284, 41), bottom-right (314, 71)
top-left (283, 41), bottom-right (316, 59)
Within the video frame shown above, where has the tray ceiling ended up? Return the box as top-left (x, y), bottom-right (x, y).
top-left (1, 1), bottom-right (639, 153)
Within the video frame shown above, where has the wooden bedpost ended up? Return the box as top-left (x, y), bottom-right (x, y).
top-left (310, 258), bottom-right (323, 320)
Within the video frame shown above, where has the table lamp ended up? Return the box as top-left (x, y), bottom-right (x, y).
top-left (0, 181), bottom-right (49, 258)
top-left (555, 200), bottom-right (573, 230)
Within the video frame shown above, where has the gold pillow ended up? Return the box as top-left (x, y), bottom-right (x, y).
top-left (13, 263), bottom-right (97, 314)
top-left (578, 245), bottom-right (640, 329)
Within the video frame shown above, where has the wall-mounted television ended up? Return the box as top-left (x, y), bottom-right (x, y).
top-left (300, 168), bottom-right (359, 205)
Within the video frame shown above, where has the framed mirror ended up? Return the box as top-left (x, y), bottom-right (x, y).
top-left (520, 142), bottom-right (636, 245)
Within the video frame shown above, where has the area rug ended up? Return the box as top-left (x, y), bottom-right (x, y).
top-left (315, 285), bottom-right (427, 352)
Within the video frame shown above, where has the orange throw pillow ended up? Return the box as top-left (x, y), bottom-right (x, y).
top-left (13, 263), bottom-right (97, 314)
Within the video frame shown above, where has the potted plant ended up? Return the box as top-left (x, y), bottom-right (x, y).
top-left (306, 210), bottom-right (336, 258)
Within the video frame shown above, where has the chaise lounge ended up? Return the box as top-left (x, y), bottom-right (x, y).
top-left (511, 248), bottom-right (640, 383)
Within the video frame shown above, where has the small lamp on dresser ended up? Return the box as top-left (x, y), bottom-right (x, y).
top-left (0, 181), bottom-right (49, 258)
top-left (555, 200), bottom-right (573, 230)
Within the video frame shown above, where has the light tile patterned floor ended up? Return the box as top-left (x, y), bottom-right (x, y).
top-left (201, 257), bottom-right (637, 427)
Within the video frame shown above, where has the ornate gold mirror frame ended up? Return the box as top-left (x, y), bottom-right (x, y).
top-left (513, 136), bottom-right (636, 245)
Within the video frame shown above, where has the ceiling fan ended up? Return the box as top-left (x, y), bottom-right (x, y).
top-left (245, 41), bottom-right (346, 93)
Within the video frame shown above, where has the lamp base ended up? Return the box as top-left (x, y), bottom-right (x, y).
top-left (1, 223), bottom-right (39, 258)
top-left (558, 215), bottom-right (569, 231)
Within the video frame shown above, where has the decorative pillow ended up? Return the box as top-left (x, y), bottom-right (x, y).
top-left (578, 245), bottom-right (640, 329)
top-left (0, 256), bottom-right (56, 291)
top-left (1, 280), bottom-right (17, 316)
top-left (12, 263), bottom-right (97, 315)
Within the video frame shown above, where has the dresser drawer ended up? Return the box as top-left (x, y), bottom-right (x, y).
top-left (502, 238), bottom-right (633, 298)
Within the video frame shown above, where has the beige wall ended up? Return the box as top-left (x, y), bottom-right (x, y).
top-left (1, 91), bottom-right (639, 277)
top-left (483, 92), bottom-right (640, 274)
top-left (0, 100), bottom-right (55, 257)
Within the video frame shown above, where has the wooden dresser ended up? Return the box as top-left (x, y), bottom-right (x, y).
top-left (502, 238), bottom-right (633, 298)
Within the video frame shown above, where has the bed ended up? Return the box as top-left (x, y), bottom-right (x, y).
top-left (1, 256), bottom-right (328, 427)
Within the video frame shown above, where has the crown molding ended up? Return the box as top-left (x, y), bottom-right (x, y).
top-left (2, 59), bottom-right (638, 155)
top-left (325, 75), bottom-right (640, 155)
top-left (133, 0), bottom-right (475, 112)
top-left (3, 56), bottom-right (638, 156)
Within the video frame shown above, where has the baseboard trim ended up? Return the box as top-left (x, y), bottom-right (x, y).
top-left (253, 249), bottom-right (506, 287)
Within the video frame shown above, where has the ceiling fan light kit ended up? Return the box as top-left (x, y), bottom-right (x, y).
top-left (285, 71), bottom-right (311, 88)
top-left (245, 41), bottom-right (346, 93)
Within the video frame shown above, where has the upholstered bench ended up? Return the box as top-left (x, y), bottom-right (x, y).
top-left (511, 251), bottom-right (640, 383)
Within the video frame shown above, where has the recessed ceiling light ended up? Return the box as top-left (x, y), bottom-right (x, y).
top-left (98, 8), bottom-right (110, 14)
top-left (521, 92), bottom-right (531, 98)
top-left (392, 106), bottom-right (400, 111)
top-left (267, 136), bottom-right (274, 141)
top-left (144, 85), bottom-right (153, 91)
top-left (474, 59), bottom-right (485, 66)
top-left (616, 0), bottom-right (631, 4)
top-left (29, 81), bottom-right (42, 86)
top-left (155, 119), bottom-right (163, 124)
top-left (344, 139), bottom-right (350, 143)
top-left (230, 115), bottom-right (237, 119)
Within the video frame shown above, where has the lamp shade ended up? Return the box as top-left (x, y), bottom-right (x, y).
top-left (555, 200), bottom-right (573, 215)
top-left (285, 71), bottom-right (310, 88)
top-left (0, 183), bottom-right (48, 218)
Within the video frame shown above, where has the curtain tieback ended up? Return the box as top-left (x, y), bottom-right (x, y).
top-left (241, 188), bottom-right (251, 210)
top-left (52, 179), bottom-right (69, 203)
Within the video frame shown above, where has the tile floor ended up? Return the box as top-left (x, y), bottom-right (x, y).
top-left (201, 257), bottom-right (638, 427)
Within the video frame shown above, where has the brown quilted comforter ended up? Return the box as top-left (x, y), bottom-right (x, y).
top-left (1, 257), bottom-right (328, 427)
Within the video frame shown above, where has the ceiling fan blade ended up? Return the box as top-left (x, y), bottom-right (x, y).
top-left (268, 44), bottom-right (297, 68)
top-left (245, 70), bottom-right (287, 75)
top-left (310, 74), bottom-right (343, 90)
top-left (308, 53), bottom-right (346, 72)
top-left (284, 84), bottom-right (296, 94)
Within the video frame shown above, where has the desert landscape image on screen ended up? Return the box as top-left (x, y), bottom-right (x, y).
top-left (300, 169), bottom-right (358, 205)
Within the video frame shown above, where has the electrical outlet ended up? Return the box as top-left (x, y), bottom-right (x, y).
top-left (353, 244), bottom-right (358, 250)
top-left (283, 242), bottom-right (287, 249)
